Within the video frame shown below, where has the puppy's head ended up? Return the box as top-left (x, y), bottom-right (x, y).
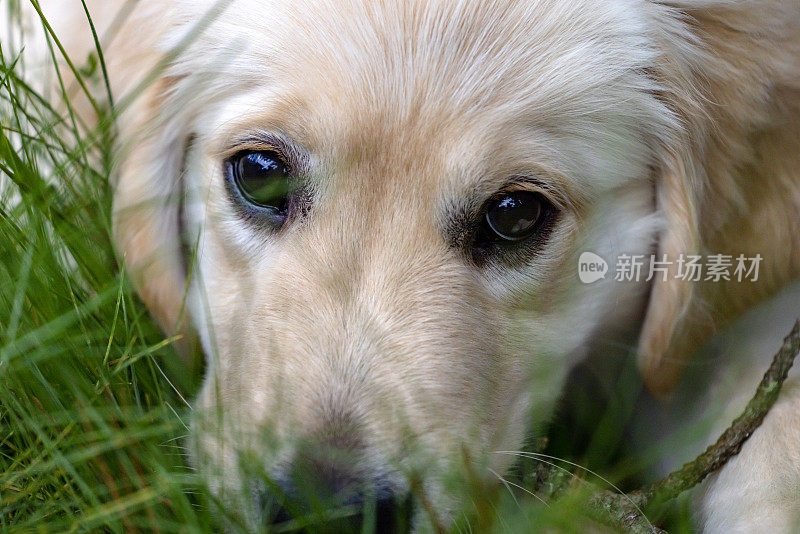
top-left (113, 0), bottom-right (700, 527)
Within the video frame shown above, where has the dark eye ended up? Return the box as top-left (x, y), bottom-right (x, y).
top-left (229, 150), bottom-right (291, 213)
top-left (484, 191), bottom-right (546, 241)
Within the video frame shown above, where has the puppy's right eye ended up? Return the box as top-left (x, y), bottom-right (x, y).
top-left (225, 150), bottom-right (296, 227)
top-left (230, 150), bottom-right (291, 207)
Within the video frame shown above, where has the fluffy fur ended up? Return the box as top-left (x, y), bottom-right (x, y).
top-left (11, 0), bottom-right (800, 530)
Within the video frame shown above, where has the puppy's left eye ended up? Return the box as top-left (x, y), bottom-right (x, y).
top-left (484, 191), bottom-right (546, 241)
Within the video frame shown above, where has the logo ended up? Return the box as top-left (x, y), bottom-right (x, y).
top-left (578, 252), bottom-right (608, 284)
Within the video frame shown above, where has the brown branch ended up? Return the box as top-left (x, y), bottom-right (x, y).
top-left (537, 320), bottom-right (800, 533)
top-left (633, 319), bottom-right (800, 505)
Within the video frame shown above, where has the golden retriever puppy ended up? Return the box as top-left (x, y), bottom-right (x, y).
top-left (12, 0), bottom-right (800, 531)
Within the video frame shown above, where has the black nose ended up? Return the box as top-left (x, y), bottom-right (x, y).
top-left (261, 473), bottom-right (412, 533)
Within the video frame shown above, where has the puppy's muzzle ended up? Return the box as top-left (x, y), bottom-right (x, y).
top-left (257, 443), bottom-right (413, 533)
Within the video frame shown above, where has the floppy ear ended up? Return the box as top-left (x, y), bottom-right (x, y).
top-left (636, 0), bottom-right (800, 395)
top-left (112, 77), bottom-right (192, 343)
top-left (636, 138), bottom-right (707, 396)
top-left (635, 4), bottom-right (712, 396)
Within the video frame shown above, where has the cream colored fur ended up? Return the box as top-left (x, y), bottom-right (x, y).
top-left (8, 0), bottom-right (800, 530)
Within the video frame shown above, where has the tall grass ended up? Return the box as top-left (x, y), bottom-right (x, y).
top-left (0, 4), bottom-right (213, 531)
top-left (0, 3), bottom-right (695, 532)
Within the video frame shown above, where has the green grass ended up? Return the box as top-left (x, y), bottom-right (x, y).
top-left (0, 4), bottom-right (696, 533)
top-left (0, 6), bottom-right (212, 531)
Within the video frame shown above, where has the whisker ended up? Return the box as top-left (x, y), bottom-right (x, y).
top-left (166, 401), bottom-right (191, 431)
top-left (154, 358), bottom-right (193, 410)
top-left (494, 450), bottom-right (653, 530)
top-left (488, 467), bottom-right (549, 508)
top-left (160, 434), bottom-right (189, 444)
top-left (496, 450), bottom-right (587, 487)
top-left (487, 468), bottom-right (520, 508)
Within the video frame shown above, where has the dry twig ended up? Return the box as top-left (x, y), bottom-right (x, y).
top-left (539, 320), bottom-right (800, 533)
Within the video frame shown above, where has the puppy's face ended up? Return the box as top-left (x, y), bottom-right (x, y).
top-left (148, 0), bottom-right (672, 526)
